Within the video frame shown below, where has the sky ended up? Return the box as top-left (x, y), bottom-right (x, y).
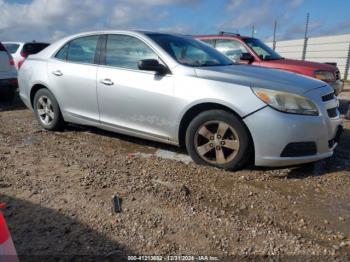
top-left (0, 0), bottom-right (349, 43)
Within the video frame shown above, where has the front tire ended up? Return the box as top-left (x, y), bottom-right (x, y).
top-left (33, 89), bottom-right (65, 131)
top-left (185, 110), bottom-right (252, 170)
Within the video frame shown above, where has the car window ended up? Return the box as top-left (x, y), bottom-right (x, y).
top-left (0, 43), bottom-right (6, 52)
top-left (105, 35), bottom-right (158, 70)
top-left (169, 42), bottom-right (215, 65)
top-left (66, 36), bottom-right (99, 64)
top-left (244, 38), bottom-right (282, 61)
top-left (215, 39), bottom-right (249, 62)
top-left (200, 39), bottom-right (216, 47)
top-left (22, 43), bottom-right (49, 55)
top-left (3, 44), bottom-right (20, 54)
top-left (55, 43), bottom-right (69, 60)
top-left (147, 34), bottom-right (233, 67)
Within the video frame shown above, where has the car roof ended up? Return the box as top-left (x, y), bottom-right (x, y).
top-left (195, 34), bottom-right (252, 40)
top-left (2, 42), bottom-right (23, 45)
top-left (26, 30), bottom-right (183, 70)
top-left (60, 30), bottom-right (188, 39)
top-left (3, 42), bottom-right (49, 45)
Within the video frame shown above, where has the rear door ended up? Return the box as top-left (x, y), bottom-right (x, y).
top-left (47, 35), bottom-right (100, 123)
top-left (0, 44), bottom-right (12, 72)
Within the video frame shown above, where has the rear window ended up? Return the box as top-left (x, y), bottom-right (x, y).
top-left (3, 44), bottom-right (20, 54)
top-left (55, 36), bottom-right (99, 64)
top-left (0, 43), bottom-right (7, 52)
top-left (22, 43), bottom-right (50, 55)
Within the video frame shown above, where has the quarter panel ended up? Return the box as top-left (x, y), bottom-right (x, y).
top-left (18, 58), bottom-right (49, 109)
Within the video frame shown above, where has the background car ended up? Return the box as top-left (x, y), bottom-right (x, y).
top-left (18, 31), bottom-right (342, 170)
top-left (196, 32), bottom-right (344, 95)
top-left (3, 41), bottom-right (50, 70)
top-left (0, 42), bottom-right (17, 101)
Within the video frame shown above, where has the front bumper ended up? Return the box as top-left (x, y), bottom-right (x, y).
top-left (244, 106), bottom-right (343, 167)
top-left (328, 80), bottom-right (344, 95)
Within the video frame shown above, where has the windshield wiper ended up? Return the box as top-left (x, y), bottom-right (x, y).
top-left (198, 62), bottom-right (234, 67)
top-left (264, 57), bottom-right (283, 61)
top-left (198, 63), bottom-right (219, 67)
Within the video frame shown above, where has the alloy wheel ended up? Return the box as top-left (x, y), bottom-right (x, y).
top-left (37, 95), bottom-right (55, 125)
top-left (194, 120), bottom-right (240, 165)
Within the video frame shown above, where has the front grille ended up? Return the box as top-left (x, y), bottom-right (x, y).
top-left (327, 108), bottom-right (337, 118)
top-left (335, 71), bottom-right (340, 80)
top-left (322, 92), bottom-right (335, 102)
top-left (281, 142), bottom-right (317, 157)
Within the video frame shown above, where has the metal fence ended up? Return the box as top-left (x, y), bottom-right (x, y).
top-left (267, 33), bottom-right (350, 80)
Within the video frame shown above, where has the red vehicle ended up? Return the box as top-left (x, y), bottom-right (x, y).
top-left (195, 32), bottom-right (344, 95)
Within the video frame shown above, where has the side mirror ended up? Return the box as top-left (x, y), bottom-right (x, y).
top-left (240, 53), bottom-right (254, 63)
top-left (138, 59), bottom-right (169, 75)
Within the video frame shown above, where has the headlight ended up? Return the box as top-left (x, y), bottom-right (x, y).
top-left (252, 87), bottom-right (319, 116)
top-left (314, 70), bottom-right (335, 81)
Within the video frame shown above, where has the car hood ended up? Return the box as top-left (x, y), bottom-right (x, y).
top-left (195, 64), bottom-right (327, 95)
top-left (265, 58), bottom-right (338, 72)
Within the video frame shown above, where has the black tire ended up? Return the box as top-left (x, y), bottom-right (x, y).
top-left (185, 110), bottom-right (253, 170)
top-left (33, 88), bottom-right (65, 131)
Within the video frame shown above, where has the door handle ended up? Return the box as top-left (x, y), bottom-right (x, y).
top-left (52, 70), bottom-right (63, 76)
top-left (100, 79), bottom-right (114, 86)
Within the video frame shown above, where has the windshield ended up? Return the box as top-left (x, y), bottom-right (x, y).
top-left (146, 33), bottom-right (233, 67)
top-left (244, 38), bottom-right (283, 61)
top-left (4, 44), bottom-right (20, 54)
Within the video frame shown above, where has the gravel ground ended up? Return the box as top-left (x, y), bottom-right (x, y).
top-left (1, 85), bottom-right (350, 261)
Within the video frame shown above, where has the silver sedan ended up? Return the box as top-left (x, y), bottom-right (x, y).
top-left (18, 31), bottom-right (343, 170)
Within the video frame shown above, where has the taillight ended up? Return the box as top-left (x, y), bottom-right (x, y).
top-left (0, 42), bottom-right (15, 66)
top-left (10, 79), bottom-right (18, 86)
top-left (19, 51), bottom-right (29, 69)
top-left (18, 60), bottom-right (25, 69)
top-left (9, 57), bottom-right (15, 66)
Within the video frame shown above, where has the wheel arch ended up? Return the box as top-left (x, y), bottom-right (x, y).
top-left (29, 82), bottom-right (58, 109)
top-left (177, 102), bottom-right (254, 152)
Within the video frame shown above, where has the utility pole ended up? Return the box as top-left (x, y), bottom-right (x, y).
top-left (272, 20), bottom-right (277, 50)
top-left (302, 13), bottom-right (310, 60)
top-left (251, 25), bottom-right (255, 37)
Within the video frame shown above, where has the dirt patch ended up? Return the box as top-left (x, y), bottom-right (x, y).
top-left (0, 88), bottom-right (350, 260)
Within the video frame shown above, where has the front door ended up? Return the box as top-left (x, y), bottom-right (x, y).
top-left (97, 34), bottom-right (174, 140)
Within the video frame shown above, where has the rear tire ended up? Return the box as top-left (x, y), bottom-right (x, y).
top-left (33, 89), bottom-right (65, 131)
top-left (185, 110), bottom-right (252, 170)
